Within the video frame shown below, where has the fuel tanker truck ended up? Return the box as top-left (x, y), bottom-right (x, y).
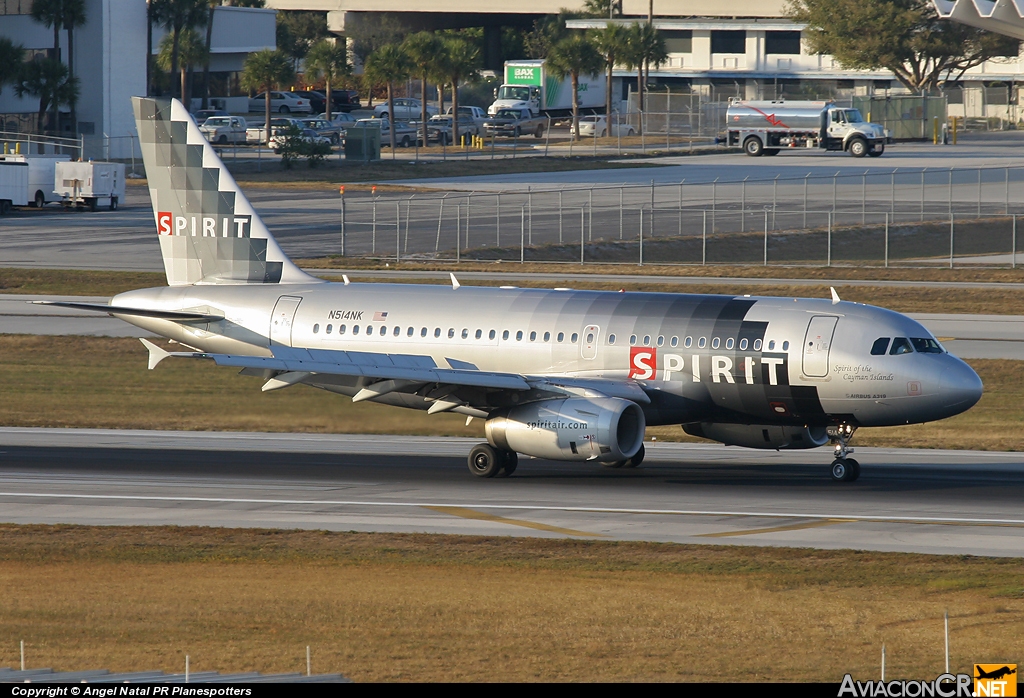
top-left (725, 100), bottom-right (890, 157)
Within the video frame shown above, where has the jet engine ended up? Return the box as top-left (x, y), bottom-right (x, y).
top-left (486, 397), bottom-right (646, 463)
top-left (683, 423), bottom-right (829, 450)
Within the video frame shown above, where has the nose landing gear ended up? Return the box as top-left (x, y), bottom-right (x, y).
top-left (828, 424), bottom-right (860, 482)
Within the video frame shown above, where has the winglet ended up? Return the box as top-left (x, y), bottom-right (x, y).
top-left (450, 272), bottom-right (460, 290)
top-left (343, 274), bottom-right (351, 285)
top-left (830, 287), bottom-right (841, 305)
top-left (140, 338), bottom-right (171, 370)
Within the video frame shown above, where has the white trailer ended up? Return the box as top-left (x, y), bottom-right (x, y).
top-left (55, 161), bottom-right (125, 211)
top-left (489, 60), bottom-right (605, 117)
top-left (0, 160), bottom-right (29, 214)
top-left (0, 154), bottom-right (71, 207)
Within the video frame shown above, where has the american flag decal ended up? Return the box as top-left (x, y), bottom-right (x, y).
top-left (373, 311), bottom-right (389, 322)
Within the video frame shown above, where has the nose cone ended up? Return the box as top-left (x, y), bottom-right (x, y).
top-left (938, 356), bottom-right (983, 417)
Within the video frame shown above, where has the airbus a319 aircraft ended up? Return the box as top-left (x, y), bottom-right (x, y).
top-left (44, 98), bottom-right (983, 482)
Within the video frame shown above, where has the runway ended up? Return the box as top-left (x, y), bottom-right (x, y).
top-left (1, 428), bottom-right (1023, 557)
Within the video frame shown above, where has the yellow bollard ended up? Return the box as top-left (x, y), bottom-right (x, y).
top-left (15, 142), bottom-right (20, 154)
top-left (952, 117), bottom-right (958, 145)
top-left (933, 116), bottom-right (939, 144)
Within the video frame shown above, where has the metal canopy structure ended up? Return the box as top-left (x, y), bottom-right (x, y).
top-left (933, 0), bottom-right (1024, 40)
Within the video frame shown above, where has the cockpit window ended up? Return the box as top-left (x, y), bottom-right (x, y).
top-left (889, 337), bottom-right (913, 355)
top-left (870, 337), bottom-right (890, 355)
top-left (911, 337), bottom-right (944, 354)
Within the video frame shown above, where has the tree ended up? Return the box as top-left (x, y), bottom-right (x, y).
top-left (305, 39), bottom-right (350, 121)
top-left (16, 57), bottom-right (79, 134)
top-left (30, 0), bottom-right (66, 133)
top-left (364, 43), bottom-right (410, 151)
top-left (276, 10), bottom-right (328, 70)
top-left (201, 1), bottom-right (265, 109)
top-left (786, 0), bottom-right (1019, 93)
top-left (241, 49), bottom-right (295, 144)
top-left (157, 27), bottom-right (207, 107)
top-left (402, 32), bottom-right (444, 134)
top-left (439, 36), bottom-right (481, 145)
top-left (592, 22), bottom-right (629, 123)
top-left (0, 38), bottom-right (25, 96)
top-left (151, 0), bottom-right (209, 102)
top-left (524, 10), bottom-right (581, 59)
top-left (624, 22), bottom-right (666, 116)
top-left (348, 13), bottom-right (407, 69)
top-left (547, 34), bottom-right (603, 138)
top-left (582, 0), bottom-right (622, 18)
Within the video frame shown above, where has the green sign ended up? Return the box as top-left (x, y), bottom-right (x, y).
top-left (506, 65), bottom-right (542, 86)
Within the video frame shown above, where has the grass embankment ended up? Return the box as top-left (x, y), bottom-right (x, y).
top-left (0, 336), bottom-right (1020, 450)
top-left (0, 526), bottom-right (1021, 681)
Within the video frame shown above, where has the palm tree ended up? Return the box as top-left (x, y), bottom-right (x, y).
top-left (199, 1), bottom-right (264, 109)
top-left (60, 0), bottom-right (85, 132)
top-left (0, 38), bottom-right (24, 96)
top-left (241, 49), bottom-right (295, 144)
top-left (439, 37), bottom-right (480, 146)
top-left (151, 0), bottom-right (208, 102)
top-left (547, 34), bottom-right (603, 139)
top-left (592, 22), bottom-right (629, 125)
top-left (626, 22), bottom-right (666, 119)
top-left (364, 43), bottom-right (410, 151)
top-left (16, 57), bottom-right (79, 134)
top-left (402, 32), bottom-right (443, 134)
top-left (305, 39), bottom-right (350, 121)
top-left (158, 28), bottom-right (207, 107)
top-left (30, 0), bottom-right (65, 132)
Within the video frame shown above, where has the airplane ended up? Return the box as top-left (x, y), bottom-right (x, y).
top-left (39, 98), bottom-right (983, 482)
top-left (975, 666), bottom-right (1016, 681)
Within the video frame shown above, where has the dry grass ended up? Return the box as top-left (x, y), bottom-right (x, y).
top-left (0, 268), bottom-right (167, 297)
top-left (0, 336), bottom-right (1020, 451)
top-left (0, 526), bottom-right (1021, 681)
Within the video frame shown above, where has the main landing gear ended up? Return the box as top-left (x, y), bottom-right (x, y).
top-left (828, 423), bottom-right (860, 482)
top-left (468, 443), bottom-right (518, 478)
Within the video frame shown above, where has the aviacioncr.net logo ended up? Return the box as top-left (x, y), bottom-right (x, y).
top-left (838, 674), bottom-right (972, 697)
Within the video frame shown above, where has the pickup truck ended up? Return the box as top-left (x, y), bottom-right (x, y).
top-left (356, 118), bottom-right (419, 147)
top-left (482, 107), bottom-right (547, 138)
top-left (446, 106), bottom-right (487, 129)
top-left (199, 116), bottom-right (247, 145)
top-left (246, 117), bottom-right (303, 144)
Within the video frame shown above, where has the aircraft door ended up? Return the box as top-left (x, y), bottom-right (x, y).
top-left (802, 316), bottom-right (838, 378)
top-left (270, 296), bottom-right (302, 347)
top-left (581, 325), bottom-right (600, 360)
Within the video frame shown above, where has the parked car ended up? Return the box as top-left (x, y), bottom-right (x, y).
top-left (301, 117), bottom-right (344, 145)
top-left (357, 118), bottom-right (418, 147)
top-left (445, 105), bottom-right (487, 128)
top-left (482, 107), bottom-right (547, 138)
top-left (245, 117), bottom-right (304, 144)
top-left (291, 90), bottom-right (327, 114)
top-left (268, 127), bottom-right (332, 154)
top-left (314, 112), bottom-right (357, 140)
top-left (578, 115), bottom-right (635, 138)
top-left (422, 114), bottom-right (480, 144)
top-left (248, 91), bottom-right (312, 114)
top-left (373, 98), bottom-right (437, 121)
top-left (330, 89), bottom-right (361, 113)
top-left (199, 116), bottom-right (248, 144)
top-left (192, 108), bottom-right (228, 123)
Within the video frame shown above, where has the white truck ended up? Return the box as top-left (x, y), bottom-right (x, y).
top-left (0, 159), bottom-right (29, 214)
top-left (199, 115), bottom-right (248, 145)
top-left (489, 59), bottom-right (605, 117)
top-left (55, 161), bottom-right (125, 211)
top-left (725, 100), bottom-right (890, 158)
top-left (0, 154), bottom-right (70, 207)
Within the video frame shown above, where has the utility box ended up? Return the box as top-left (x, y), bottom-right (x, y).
top-left (343, 124), bottom-right (381, 162)
top-left (55, 161), bottom-right (125, 211)
top-left (0, 159), bottom-right (29, 214)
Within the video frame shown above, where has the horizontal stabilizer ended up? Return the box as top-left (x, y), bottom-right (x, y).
top-left (31, 301), bottom-right (221, 322)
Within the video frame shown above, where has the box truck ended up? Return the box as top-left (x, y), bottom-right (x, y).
top-left (725, 100), bottom-right (890, 157)
top-left (0, 154), bottom-right (71, 207)
top-left (488, 60), bottom-right (605, 117)
top-left (0, 159), bottom-right (29, 214)
top-left (55, 161), bottom-right (125, 211)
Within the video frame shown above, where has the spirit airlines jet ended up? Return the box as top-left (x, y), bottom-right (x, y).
top-left (44, 98), bottom-right (983, 482)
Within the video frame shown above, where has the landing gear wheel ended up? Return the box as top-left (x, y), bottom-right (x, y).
top-left (624, 443), bottom-right (645, 468)
top-left (468, 443), bottom-right (502, 478)
top-left (830, 458), bottom-right (859, 482)
top-left (496, 450), bottom-right (518, 477)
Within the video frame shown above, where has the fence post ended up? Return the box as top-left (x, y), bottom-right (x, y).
top-left (340, 186), bottom-right (346, 256)
top-left (827, 212), bottom-right (832, 267)
top-left (921, 168), bottom-right (926, 221)
top-left (861, 171), bottom-right (866, 225)
top-left (639, 208), bottom-right (644, 266)
top-left (804, 173), bottom-right (810, 228)
top-left (773, 175), bottom-right (778, 230)
top-left (884, 212), bottom-right (889, 268)
top-left (712, 178), bottom-right (717, 234)
top-left (833, 171), bottom-right (838, 214)
top-left (763, 208), bottom-right (768, 266)
top-left (978, 168), bottom-right (982, 218)
top-left (650, 180), bottom-right (655, 238)
top-left (702, 209), bottom-right (707, 265)
top-left (949, 168), bottom-right (954, 218)
top-left (589, 187), bottom-right (594, 241)
top-left (435, 196), bottom-right (445, 253)
top-left (372, 194), bottom-right (377, 255)
top-left (520, 206), bottom-right (525, 263)
top-left (580, 208), bottom-right (585, 265)
top-left (1006, 167), bottom-right (1010, 215)
top-left (528, 185), bottom-right (533, 245)
top-left (890, 169), bottom-right (896, 217)
top-left (545, 116), bottom-right (551, 157)
top-left (559, 189), bottom-right (564, 243)
top-left (619, 187), bottom-right (623, 240)
top-left (496, 193), bottom-right (500, 247)
top-left (1013, 214), bottom-right (1017, 269)
top-left (950, 213), bottom-right (954, 269)
top-left (398, 203), bottom-right (402, 264)
top-left (678, 180), bottom-right (683, 237)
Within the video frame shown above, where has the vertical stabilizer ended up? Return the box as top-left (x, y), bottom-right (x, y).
top-left (132, 97), bottom-right (318, 286)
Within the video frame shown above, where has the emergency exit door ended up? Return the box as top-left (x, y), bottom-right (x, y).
top-left (802, 316), bottom-right (838, 377)
top-left (270, 296), bottom-right (302, 347)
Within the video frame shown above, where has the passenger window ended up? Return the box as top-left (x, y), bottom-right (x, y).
top-left (313, 324), bottom-right (320, 334)
top-left (462, 329), bottom-right (469, 339)
top-left (726, 338), bottom-right (734, 350)
top-left (586, 333), bottom-right (594, 343)
top-left (530, 331), bottom-right (537, 341)
top-left (571, 333), bottom-right (578, 343)
top-left (380, 326), bottom-right (387, 336)
top-left (420, 327), bottom-right (427, 337)
top-left (753, 339), bottom-right (762, 350)
top-left (434, 328), bottom-right (441, 338)
top-left (516, 331), bottom-right (523, 341)
top-left (407, 327), bottom-right (414, 337)
top-left (352, 325), bottom-right (359, 335)
top-left (448, 328), bottom-right (455, 339)
top-left (643, 335), bottom-right (651, 346)
top-left (503, 330), bottom-right (510, 340)
top-left (657, 336), bottom-right (664, 347)
top-left (698, 337), bottom-right (707, 348)
top-left (739, 338), bottom-right (748, 350)
top-left (782, 341), bottom-right (790, 351)
top-left (475, 329), bottom-right (482, 339)
top-left (711, 337), bottom-right (720, 349)
top-left (871, 338), bottom-right (891, 355)
top-left (326, 324), bottom-right (332, 334)
top-left (543, 331), bottom-right (550, 341)
top-left (557, 332), bottom-right (564, 342)
top-left (393, 326), bottom-right (401, 336)
top-left (671, 336), bottom-right (678, 347)
top-left (890, 337), bottom-right (913, 355)
top-left (489, 330), bottom-right (496, 340)
top-left (684, 336), bottom-right (692, 348)
top-left (339, 325), bottom-right (346, 335)
top-left (768, 340), bottom-right (775, 350)
top-left (608, 334), bottom-right (616, 345)
top-left (630, 335), bottom-right (637, 346)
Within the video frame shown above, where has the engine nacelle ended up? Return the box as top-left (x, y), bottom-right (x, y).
top-left (486, 397), bottom-right (646, 463)
top-left (683, 423), bottom-right (829, 450)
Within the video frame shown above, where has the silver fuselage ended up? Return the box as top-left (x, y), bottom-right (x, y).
top-left (112, 281), bottom-right (982, 429)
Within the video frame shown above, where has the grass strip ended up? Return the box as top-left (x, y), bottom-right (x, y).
top-left (0, 336), bottom-right (1019, 450)
top-left (0, 525), bottom-right (1021, 681)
